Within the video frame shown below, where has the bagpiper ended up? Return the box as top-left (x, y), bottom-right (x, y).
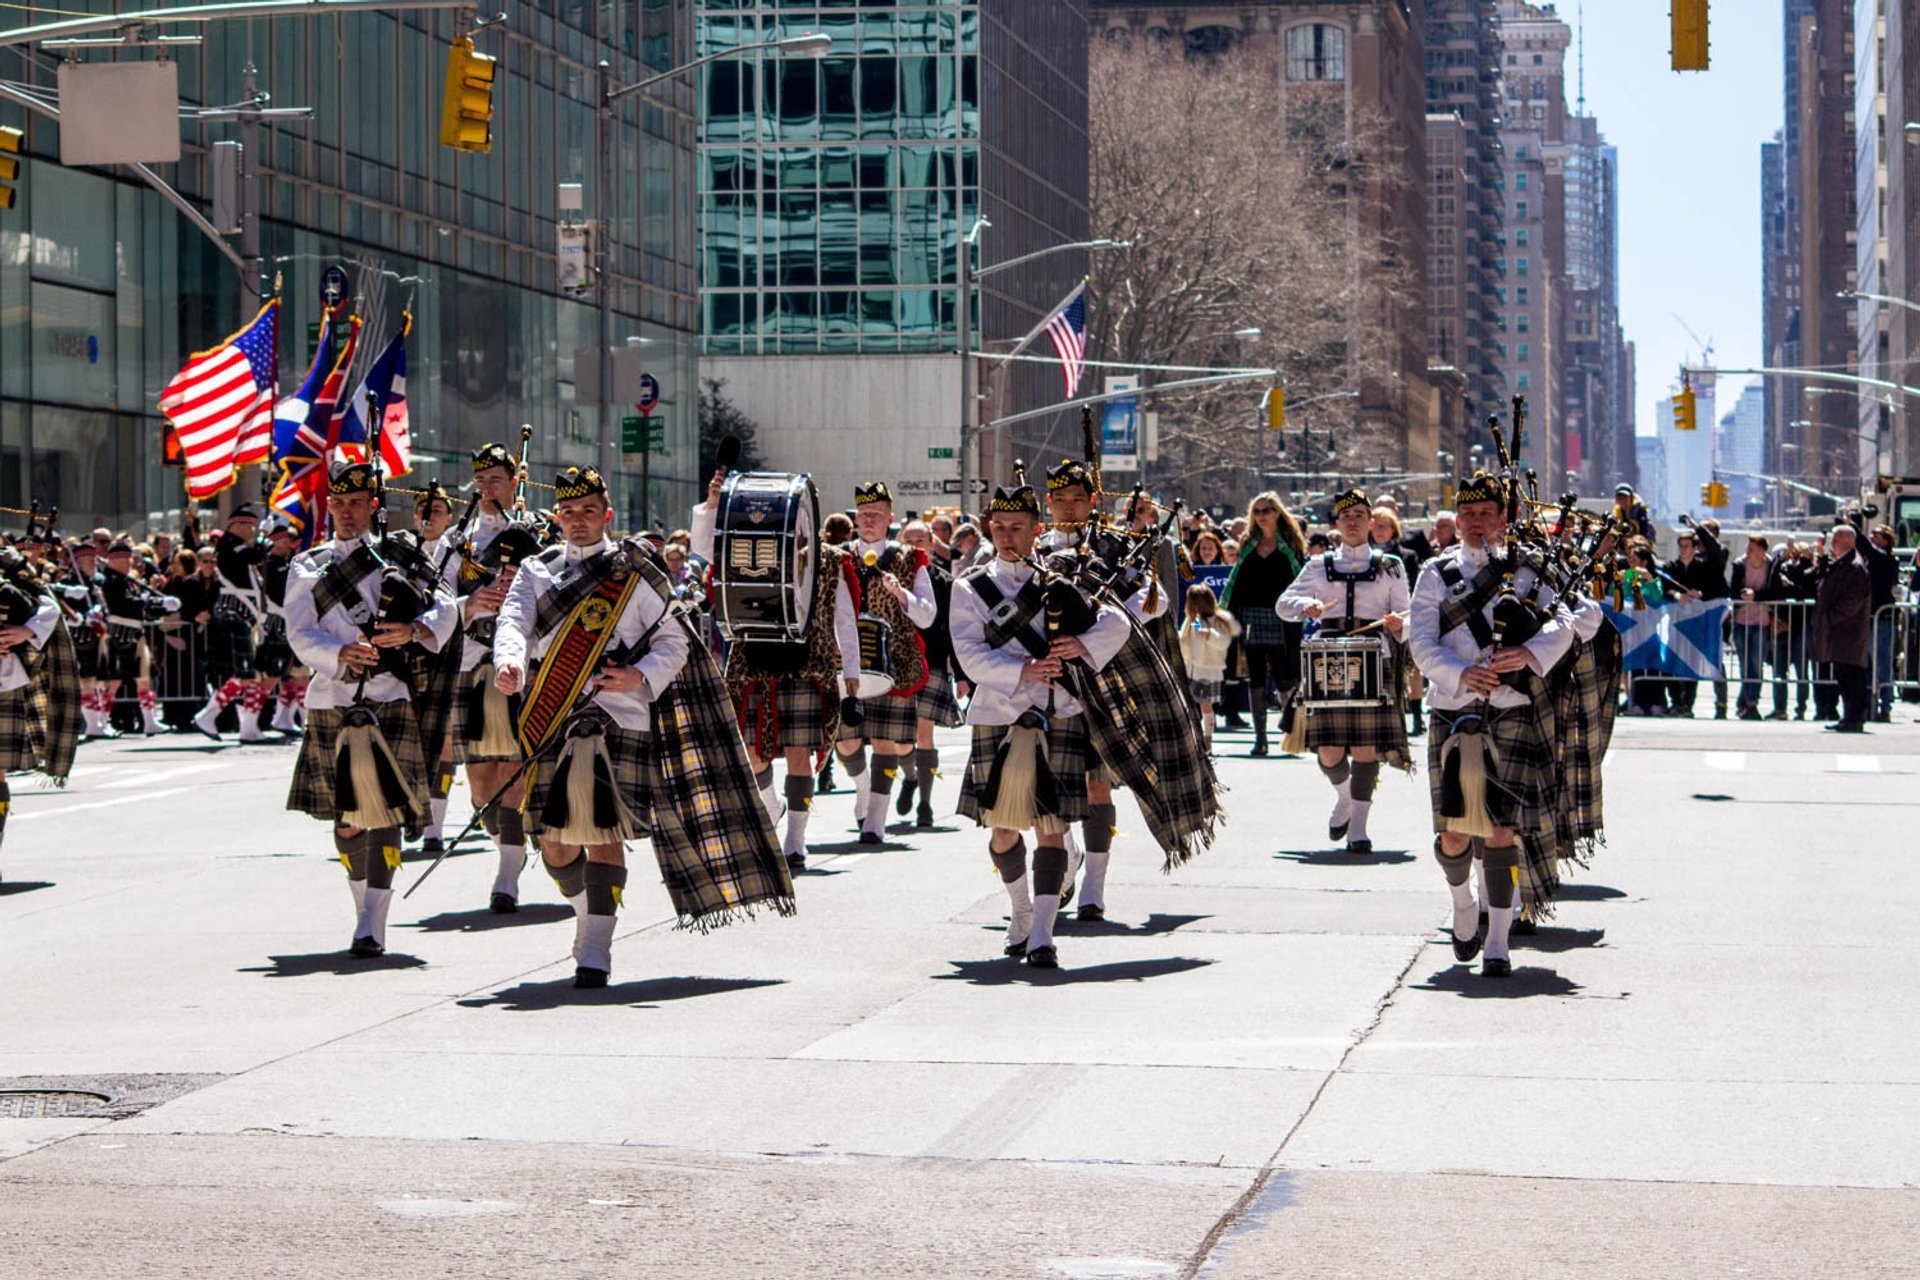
top-left (284, 461), bottom-right (458, 958)
top-left (191, 504), bottom-right (274, 742)
top-left (409, 480), bottom-right (462, 854)
top-left (98, 538), bottom-right (178, 736)
top-left (0, 541), bottom-right (83, 884)
top-left (50, 540), bottom-right (110, 739)
top-left (1276, 488), bottom-right (1413, 855)
top-left (834, 482), bottom-right (936, 844)
top-left (1406, 472), bottom-right (1575, 977)
top-left (894, 517), bottom-right (962, 830)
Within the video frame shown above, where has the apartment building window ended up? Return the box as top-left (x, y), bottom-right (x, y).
top-left (1516, 286), bottom-right (1528, 304)
top-left (1515, 172), bottom-right (1528, 190)
top-left (1515, 200), bottom-right (1527, 217)
top-left (1285, 24), bottom-right (1347, 81)
top-left (1515, 229), bottom-right (1529, 246)
top-left (1517, 313), bottom-right (1530, 332)
top-left (1517, 257), bottom-right (1530, 277)
top-left (1517, 373), bottom-right (1530, 390)
top-left (1518, 344), bottom-right (1530, 360)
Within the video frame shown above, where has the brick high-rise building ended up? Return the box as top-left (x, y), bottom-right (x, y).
top-left (1796, 0), bottom-right (1858, 490)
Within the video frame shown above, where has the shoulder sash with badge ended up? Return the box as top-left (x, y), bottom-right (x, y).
top-left (515, 548), bottom-right (643, 756)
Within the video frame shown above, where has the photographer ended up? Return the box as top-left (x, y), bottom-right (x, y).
top-left (1840, 506), bottom-right (1899, 721)
top-left (1813, 523), bottom-right (1874, 732)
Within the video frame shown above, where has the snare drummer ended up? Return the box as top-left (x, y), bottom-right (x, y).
top-left (1276, 488), bottom-right (1411, 855)
top-left (835, 482), bottom-right (936, 845)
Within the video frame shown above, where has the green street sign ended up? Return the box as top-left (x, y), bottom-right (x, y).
top-left (305, 318), bottom-right (352, 362)
top-left (620, 414), bottom-right (667, 455)
top-left (621, 415), bottom-right (644, 452)
top-left (926, 446), bottom-right (956, 459)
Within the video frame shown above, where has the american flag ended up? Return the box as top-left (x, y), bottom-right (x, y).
top-left (1045, 285), bottom-right (1088, 399)
top-left (159, 301), bottom-right (279, 499)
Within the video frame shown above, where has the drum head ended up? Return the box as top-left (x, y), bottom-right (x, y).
top-left (789, 474), bottom-right (819, 636)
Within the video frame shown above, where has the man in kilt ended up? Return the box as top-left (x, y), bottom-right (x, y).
top-left (98, 538), bottom-right (176, 736)
top-left (493, 466), bottom-right (693, 988)
top-left (1406, 474), bottom-right (1575, 978)
top-left (1277, 488), bottom-right (1412, 855)
top-left (51, 540), bottom-right (110, 739)
top-left (256, 517), bottom-right (307, 734)
top-left (190, 505), bottom-right (273, 742)
top-left (0, 548), bottom-right (82, 885)
top-left (950, 481), bottom-right (1131, 970)
top-left (407, 481), bottom-right (461, 857)
top-left (895, 518), bottom-right (962, 830)
top-left (835, 482), bottom-right (935, 845)
top-left (284, 462), bottom-right (458, 958)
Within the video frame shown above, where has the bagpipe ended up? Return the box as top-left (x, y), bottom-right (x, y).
top-left (0, 502), bottom-right (58, 626)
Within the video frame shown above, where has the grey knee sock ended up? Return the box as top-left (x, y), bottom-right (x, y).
top-left (364, 828), bottom-right (401, 890)
top-left (989, 836), bottom-right (1027, 884)
top-left (837, 745), bottom-right (867, 777)
top-left (497, 806), bottom-right (524, 847)
top-left (1481, 842), bottom-right (1520, 910)
top-left (1031, 843), bottom-right (1069, 897)
top-left (753, 766), bottom-right (774, 793)
top-left (915, 747), bottom-right (940, 791)
top-left (584, 861), bottom-right (628, 916)
top-left (546, 852), bottom-right (588, 900)
top-left (871, 760), bottom-right (897, 796)
top-left (334, 827), bottom-right (369, 881)
top-left (1085, 803), bottom-right (1117, 854)
top-left (1319, 757), bottom-right (1351, 786)
top-left (785, 775), bottom-right (815, 811)
top-left (1350, 761), bottom-right (1379, 802)
top-left (1434, 837), bottom-right (1472, 886)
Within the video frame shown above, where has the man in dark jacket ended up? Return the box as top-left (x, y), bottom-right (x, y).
top-left (1843, 510), bottom-right (1899, 720)
top-left (1814, 524), bottom-right (1874, 732)
top-left (1663, 523), bottom-right (1730, 716)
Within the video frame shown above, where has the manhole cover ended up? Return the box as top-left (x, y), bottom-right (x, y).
top-left (0, 1089), bottom-right (114, 1119)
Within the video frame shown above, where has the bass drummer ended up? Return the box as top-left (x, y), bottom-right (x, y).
top-left (1276, 488), bottom-right (1411, 855)
top-left (835, 482), bottom-right (936, 845)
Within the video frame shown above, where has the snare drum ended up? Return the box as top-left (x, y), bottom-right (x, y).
top-left (713, 472), bottom-right (820, 642)
top-left (1298, 634), bottom-right (1390, 707)
top-left (853, 612), bottom-right (894, 698)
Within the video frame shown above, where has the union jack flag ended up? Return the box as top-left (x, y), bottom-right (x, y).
top-left (158, 301), bottom-right (279, 498)
top-left (269, 314), bottom-right (360, 543)
top-left (1045, 285), bottom-right (1088, 399)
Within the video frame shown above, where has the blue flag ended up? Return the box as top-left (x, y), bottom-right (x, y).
top-left (1604, 598), bottom-right (1730, 680)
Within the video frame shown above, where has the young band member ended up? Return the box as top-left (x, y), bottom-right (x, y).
top-left (284, 462), bottom-right (458, 958)
top-left (191, 505), bottom-right (273, 742)
top-left (895, 518), bottom-right (961, 829)
top-left (835, 482), bottom-right (935, 844)
top-left (0, 547), bottom-right (82, 883)
top-left (98, 539), bottom-right (177, 736)
top-left (1406, 474), bottom-right (1573, 977)
top-left (492, 467), bottom-right (690, 988)
top-left (950, 480), bottom-right (1130, 969)
top-left (53, 541), bottom-right (110, 738)
top-left (410, 482), bottom-right (462, 857)
top-left (1276, 488), bottom-right (1411, 854)
top-left (257, 518), bottom-right (307, 734)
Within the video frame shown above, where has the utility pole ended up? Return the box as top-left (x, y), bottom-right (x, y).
top-left (595, 59), bottom-right (617, 520)
top-left (238, 59), bottom-right (263, 298)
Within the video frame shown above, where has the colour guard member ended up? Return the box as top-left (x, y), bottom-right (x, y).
top-left (1276, 488), bottom-right (1412, 854)
top-left (98, 538), bottom-right (177, 736)
top-left (52, 540), bottom-right (110, 739)
top-left (284, 461), bottom-right (458, 958)
top-left (192, 505), bottom-right (273, 742)
top-left (256, 516), bottom-right (307, 734)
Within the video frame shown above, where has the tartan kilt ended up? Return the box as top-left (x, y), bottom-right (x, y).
top-left (1188, 677), bottom-right (1223, 704)
top-left (848, 689), bottom-right (918, 745)
top-left (0, 686), bottom-right (39, 771)
top-left (957, 716), bottom-right (1094, 827)
top-left (737, 676), bottom-right (833, 755)
top-left (450, 663), bottom-right (524, 764)
top-left (913, 667), bottom-right (964, 728)
top-left (1426, 704), bottom-right (1555, 834)
top-left (205, 614), bottom-right (257, 682)
top-left (73, 630), bottom-right (104, 681)
top-left (287, 699), bottom-right (430, 826)
top-left (255, 617), bottom-right (295, 679)
top-left (1300, 695), bottom-right (1408, 755)
top-left (521, 711), bottom-right (653, 840)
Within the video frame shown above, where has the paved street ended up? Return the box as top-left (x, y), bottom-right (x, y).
top-left (2, 715), bottom-right (1917, 1278)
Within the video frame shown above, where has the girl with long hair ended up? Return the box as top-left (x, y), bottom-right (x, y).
top-left (1220, 492), bottom-right (1306, 755)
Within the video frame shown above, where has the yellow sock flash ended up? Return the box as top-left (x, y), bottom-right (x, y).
top-left (610, 885), bottom-right (624, 908)
top-left (383, 843), bottom-right (403, 871)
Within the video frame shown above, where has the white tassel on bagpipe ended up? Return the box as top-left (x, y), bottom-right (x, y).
top-left (539, 731), bottom-right (636, 846)
top-left (334, 706), bottom-right (416, 830)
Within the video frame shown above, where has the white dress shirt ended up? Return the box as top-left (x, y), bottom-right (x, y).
top-left (1276, 541), bottom-right (1410, 627)
top-left (284, 534), bottom-right (458, 710)
top-left (949, 556), bottom-right (1132, 725)
top-left (850, 537), bottom-right (938, 628)
top-left (0, 594), bottom-right (60, 694)
top-left (1407, 542), bottom-right (1574, 712)
top-left (491, 538), bottom-right (689, 733)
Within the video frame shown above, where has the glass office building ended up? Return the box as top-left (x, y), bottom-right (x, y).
top-left (0, 2), bottom-right (699, 533)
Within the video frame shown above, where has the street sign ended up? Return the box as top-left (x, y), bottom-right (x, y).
top-left (941, 478), bottom-right (990, 495)
top-left (556, 224), bottom-right (590, 293)
top-left (306, 318), bottom-right (352, 363)
top-left (636, 373), bottom-right (661, 416)
top-left (320, 265), bottom-right (350, 309)
top-left (926, 446), bottom-right (956, 459)
top-left (621, 415), bottom-right (666, 454)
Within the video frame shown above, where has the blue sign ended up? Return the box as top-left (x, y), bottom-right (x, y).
top-left (1101, 397), bottom-right (1139, 470)
top-left (1188, 562), bottom-right (1231, 601)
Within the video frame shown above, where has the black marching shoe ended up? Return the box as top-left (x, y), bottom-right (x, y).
top-left (858, 829), bottom-right (883, 845)
top-left (895, 778), bottom-right (918, 816)
top-left (573, 966), bottom-right (609, 989)
top-left (420, 837), bottom-right (444, 857)
top-left (1346, 839), bottom-right (1373, 856)
top-left (785, 850), bottom-right (807, 874)
top-left (1511, 914), bottom-right (1537, 937)
top-left (1451, 929), bottom-right (1483, 963)
top-left (489, 892), bottom-right (519, 915)
top-left (916, 803), bottom-right (935, 829)
top-left (1077, 904), bottom-right (1104, 923)
top-left (1481, 957), bottom-right (1512, 978)
top-left (1250, 741), bottom-right (1270, 757)
top-left (1025, 945), bottom-right (1059, 970)
top-left (349, 935), bottom-right (384, 958)
top-left (1004, 939), bottom-right (1028, 960)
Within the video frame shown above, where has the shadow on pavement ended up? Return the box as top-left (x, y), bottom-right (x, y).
top-left (1050, 912), bottom-right (1212, 938)
top-left (242, 951), bottom-right (429, 977)
top-left (1410, 964), bottom-right (1584, 999)
top-left (0, 879), bottom-right (53, 897)
top-left (1273, 847), bottom-right (1417, 866)
top-left (1517, 926), bottom-right (1607, 953)
top-left (455, 975), bottom-right (784, 1011)
top-left (1554, 883), bottom-right (1628, 902)
top-left (408, 903), bottom-right (574, 933)
top-left (935, 956), bottom-right (1214, 986)
top-left (805, 838), bottom-right (910, 855)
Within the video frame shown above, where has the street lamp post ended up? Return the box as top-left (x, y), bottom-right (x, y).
top-left (595, 32), bottom-right (830, 530)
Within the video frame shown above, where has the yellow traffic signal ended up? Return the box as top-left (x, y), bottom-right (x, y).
top-left (0, 125), bottom-right (23, 210)
top-left (1672, 0), bottom-right (1709, 72)
top-left (439, 38), bottom-right (496, 153)
top-left (1700, 480), bottom-right (1729, 509)
top-left (1265, 386), bottom-right (1286, 431)
top-left (1672, 381), bottom-right (1697, 431)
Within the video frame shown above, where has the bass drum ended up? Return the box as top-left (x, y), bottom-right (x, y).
top-left (713, 471), bottom-right (820, 643)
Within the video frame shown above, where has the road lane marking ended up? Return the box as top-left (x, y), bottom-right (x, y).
top-left (1834, 755), bottom-right (1882, 774)
top-left (100, 761), bottom-right (227, 790)
top-left (13, 787), bottom-right (190, 820)
top-left (1701, 752), bottom-right (1747, 772)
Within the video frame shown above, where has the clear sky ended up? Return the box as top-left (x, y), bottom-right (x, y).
top-left (1569, 1), bottom-right (1780, 436)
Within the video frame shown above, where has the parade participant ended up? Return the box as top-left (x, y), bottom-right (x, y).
top-left (98, 538), bottom-right (179, 736)
top-left (190, 505), bottom-right (273, 742)
top-left (834, 482), bottom-right (934, 844)
top-left (257, 517), bottom-right (307, 734)
top-left (894, 519), bottom-right (961, 830)
top-left (1407, 473), bottom-right (1574, 977)
top-left (284, 461), bottom-right (457, 958)
top-left (949, 478), bottom-right (1130, 969)
top-left (1277, 488), bottom-right (1412, 855)
top-left (53, 540), bottom-right (110, 739)
top-left (409, 481), bottom-right (463, 858)
top-left (0, 545), bottom-right (82, 883)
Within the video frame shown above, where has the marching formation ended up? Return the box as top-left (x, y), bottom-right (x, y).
top-left (0, 397), bottom-right (1628, 987)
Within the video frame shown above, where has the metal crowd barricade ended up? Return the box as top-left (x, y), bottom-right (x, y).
top-left (89, 618), bottom-right (214, 730)
top-left (1872, 600), bottom-right (1920, 709)
top-left (1620, 598), bottom-right (1830, 718)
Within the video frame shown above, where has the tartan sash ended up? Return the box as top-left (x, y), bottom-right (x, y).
top-left (310, 544), bottom-right (383, 625)
top-left (1433, 555), bottom-right (1504, 647)
top-left (516, 565), bottom-right (642, 758)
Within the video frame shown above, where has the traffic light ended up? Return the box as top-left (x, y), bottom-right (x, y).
top-left (0, 125), bottom-right (23, 210)
top-left (1672, 0), bottom-right (1709, 72)
top-left (1672, 379), bottom-right (1697, 431)
top-left (439, 38), bottom-right (496, 153)
top-left (1700, 480), bottom-right (1729, 509)
top-left (1265, 386), bottom-right (1285, 431)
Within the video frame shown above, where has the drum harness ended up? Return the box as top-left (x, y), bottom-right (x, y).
top-left (1318, 548), bottom-right (1387, 640)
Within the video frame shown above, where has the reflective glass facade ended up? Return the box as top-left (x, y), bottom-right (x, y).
top-left (0, 3), bottom-right (700, 532)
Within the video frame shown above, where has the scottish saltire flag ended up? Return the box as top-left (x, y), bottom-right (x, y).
top-left (331, 327), bottom-right (412, 477)
top-left (1604, 598), bottom-right (1731, 680)
top-left (1046, 285), bottom-right (1088, 398)
top-left (158, 301), bottom-right (279, 497)
top-left (269, 315), bottom-right (360, 542)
